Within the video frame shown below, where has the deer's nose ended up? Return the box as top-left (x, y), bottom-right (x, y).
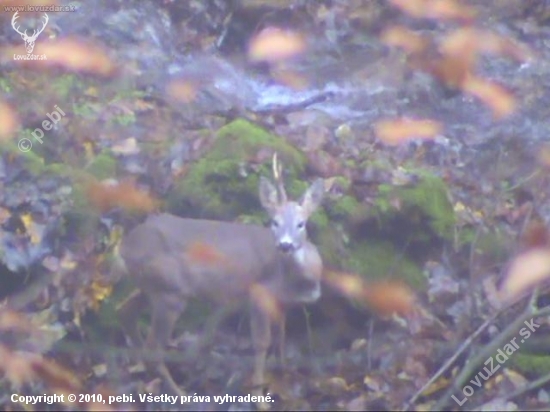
top-left (278, 242), bottom-right (294, 253)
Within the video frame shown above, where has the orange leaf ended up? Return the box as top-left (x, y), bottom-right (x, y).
top-left (0, 345), bottom-right (36, 387)
top-left (324, 271), bottom-right (416, 316)
top-left (390, 0), bottom-right (476, 23)
top-left (0, 100), bottom-right (19, 141)
top-left (248, 27), bottom-right (306, 63)
top-left (166, 79), bottom-right (199, 104)
top-left (462, 76), bottom-right (516, 119)
top-left (375, 118), bottom-right (443, 145)
top-left (32, 357), bottom-right (81, 393)
top-left (380, 26), bottom-right (428, 54)
top-left (362, 280), bottom-right (417, 316)
top-left (502, 248), bottom-right (550, 299)
top-left (86, 179), bottom-right (158, 214)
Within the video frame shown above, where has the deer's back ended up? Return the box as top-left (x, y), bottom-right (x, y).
top-left (120, 213), bottom-right (279, 302)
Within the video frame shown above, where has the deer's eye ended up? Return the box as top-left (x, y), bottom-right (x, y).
top-left (297, 221), bottom-right (305, 230)
top-left (271, 219), bottom-right (280, 228)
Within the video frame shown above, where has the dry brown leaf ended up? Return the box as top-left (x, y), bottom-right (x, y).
top-left (0, 309), bottom-right (31, 333)
top-left (86, 179), bottom-right (159, 214)
top-left (32, 356), bottom-right (81, 392)
top-left (0, 100), bottom-right (19, 141)
top-left (166, 79), bottom-right (199, 104)
top-left (374, 118), bottom-right (443, 145)
top-left (325, 271), bottom-right (416, 315)
top-left (6, 38), bottom-right (116, 76)
top-left (324, 270), bottom-right (365, 301)
top-left (462, 75), bottom-right (516, 119)
top-left (442, 28), bottom-right (532, 63)
top-left (248, 27), bottom-right (306, 63)
top-left (390, 0), bottom-right (476, 22)
top-left (271, 68), bottom-right (309, 90)
top-left (362, 280), bottom-right (417, 316)
top-left (420, 55), bottom-right (471, 89)
top-left (380, 26), bottom-right (429, 54)
top-left (501, 248), bottom-right (550, 299)
top-left (521, 220), bottom-right (550, 250)
top-left (0, 345), bottom-right (36, 387)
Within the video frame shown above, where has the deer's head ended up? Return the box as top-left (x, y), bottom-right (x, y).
top-left (259, 154), bottom-right (325, 255)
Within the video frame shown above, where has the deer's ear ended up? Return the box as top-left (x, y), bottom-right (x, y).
top-left (259, 177), bottom-right (279, 213)
top-left (301, 179), bottom-right (325, 216)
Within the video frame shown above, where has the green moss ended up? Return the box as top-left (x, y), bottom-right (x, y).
top-left (373, 170), bottom-right (455, 240)
top-left (316, 226), bottom-right (345, 268)
top-left (328, 195), bottom-right (363, 222)
top-left (51, 74), bottom-right (77, 99)
top-left (333, 175), bottom-right (353, 191)
top-left (44, 162), bottom-right (73, 177)
top-left (72, 101), bottom-right (100, 118)
top-left (348, 239), bottom-right (425, 290)
top-left (0, 76), bottom-right (12, 93)
top-left (168, 119), bottom-right (306, 218)
top-left (310, 209), bottom-right (329, 230)
top-left (85, 151), bottom-right (117, 180)
top-left (0, 140), bottom-right (45, 175)
top-left (113, 112), bottom-right (136, 126)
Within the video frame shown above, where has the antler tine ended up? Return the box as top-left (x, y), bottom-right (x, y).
top-left (11, 12), bottom-right (23, 35)
top-left (271, 152), bottom-right (287, 203)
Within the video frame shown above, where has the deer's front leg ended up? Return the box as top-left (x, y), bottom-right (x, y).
top-left (276, 314), bottom-right (286, 367)
top-left (117, 289), bottom-right (146, 347)
top-left (249, 301), bottom-right (272, 410)
top-left (146, 291), bottom-right (186, 396)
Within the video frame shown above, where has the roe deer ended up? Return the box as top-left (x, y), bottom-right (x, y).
top-left (117, 154), bottom-right (325, 405)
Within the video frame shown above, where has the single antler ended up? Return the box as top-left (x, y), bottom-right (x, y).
top-left (271, 152), bottom-right (287, 203)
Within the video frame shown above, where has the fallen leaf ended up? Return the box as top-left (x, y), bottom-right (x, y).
top-left (248, 27), bottom-right (306, 63)
top-left (390, 0), bottom-right (476, 23)
top-left (0, 100), bottom-right (19, 141)
top-left (85, 179), bottom-right (159, 214)
top-left (380, 26), bottom-right (428, 54)
top-left (462, 75), bottom-right (516, 119)
top-left (501, 248), bottom-right (550, 299)
top-left (375, 118), bottom-right (443, 145)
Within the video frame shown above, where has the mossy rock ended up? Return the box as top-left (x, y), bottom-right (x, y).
top-left (316, 225), bottom-right (347, 268)
top-left (347, 239), bottom-right (425, 290)
top-left (372, 169), bottom-right (455, 242)
top-left (326, 195), bottom-right (368, 225)
top-left (168, 119), bottom-right (306, 218)
top-left (84, 150), bottom-right (117, 180)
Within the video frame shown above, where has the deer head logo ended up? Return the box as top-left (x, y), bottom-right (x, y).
top-left (11, 12), bottom-right (49, 54)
